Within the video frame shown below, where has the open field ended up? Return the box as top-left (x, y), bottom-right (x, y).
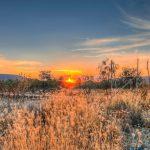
top-left (0, 89), bottom-right (149, 150)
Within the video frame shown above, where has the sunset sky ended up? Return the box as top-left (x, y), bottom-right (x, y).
top-left (0, 0), bottom-right (150, 77)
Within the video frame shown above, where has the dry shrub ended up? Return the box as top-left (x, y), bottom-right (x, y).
top-left (107, 90), bottom-right (150, 133)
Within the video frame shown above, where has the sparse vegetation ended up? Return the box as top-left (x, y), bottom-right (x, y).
top-left (79, 64), bottom-right (143, 90)
top-left (0, 71), bottom-right (60, 98)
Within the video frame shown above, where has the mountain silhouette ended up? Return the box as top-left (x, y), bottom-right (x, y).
top-left (0, 74), bottom-right (22, 80)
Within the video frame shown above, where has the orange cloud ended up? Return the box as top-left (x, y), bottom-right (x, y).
top-left (0, 56), bottom-right (48, 78)
top-left (54, 69), bottom-right (82, 76)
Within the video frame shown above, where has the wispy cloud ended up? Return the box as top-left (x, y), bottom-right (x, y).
top-left (81, 38), bottom-right (119, 46)
top-left (73, 35), bottom-right (150, 57)
top-left (123, 15), bottom-right (150, 30)
top-left (80, 33), bottom-right (150, 47)
top-left (73, 14), bottom-right (150, 58)
top-left (84, 39), bottom-right (150, 56)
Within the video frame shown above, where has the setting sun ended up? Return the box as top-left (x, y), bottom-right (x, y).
top-left (63, 76), bottom-right (77, 88)
top-left (55, 69), bottom-right (82, 88)
top-left (65, 77), bottom-right (76, 84)
top-left (59, 75), bottom-right (81, 89)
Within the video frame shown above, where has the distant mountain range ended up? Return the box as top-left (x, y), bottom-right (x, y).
top-left (0, 74), bottom-right (22, 80)
top-left (143, 76), bottom-right (150, 85)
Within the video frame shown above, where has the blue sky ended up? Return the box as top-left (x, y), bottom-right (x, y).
top-left (0, 0), bottom-right (150, 76)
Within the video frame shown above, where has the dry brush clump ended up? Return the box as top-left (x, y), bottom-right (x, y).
top-left (0, 90), bottom-right (123, 150)
top-left (106, 89), bottom-right (150, 149)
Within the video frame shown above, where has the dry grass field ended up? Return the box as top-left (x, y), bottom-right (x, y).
top-left (0, 89), bottom-right (149, 150)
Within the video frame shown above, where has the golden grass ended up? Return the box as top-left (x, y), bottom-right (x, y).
top-left (0, 89), bottom-right (149, 150)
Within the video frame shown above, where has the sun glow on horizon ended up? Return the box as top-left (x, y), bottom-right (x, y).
top-left (60, 75), bottom-right (81, 89)
top-left (54, 69), bottom-right (82, 76)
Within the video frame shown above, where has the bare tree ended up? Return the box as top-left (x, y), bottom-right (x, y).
top-left (147, 59), bottom-right (150, 86)
top-left (98, 59), bottom-right (118, 83)
top-left (39, 71), bottom-right (52, 81)
top-left (136, 59), bottom-right (139, 88)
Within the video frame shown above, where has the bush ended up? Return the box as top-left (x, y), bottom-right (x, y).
top-left (107, 100), bottom-right (145, 134)
top-left (29, 79), bottom-right (59, 92)
top-left (129, 109), bottom-right (145, 128)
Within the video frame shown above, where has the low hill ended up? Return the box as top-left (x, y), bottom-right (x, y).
top-left (0, 74), bottom-right (22, 80)
top-left (143, 76), bottom-right (150, 85)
